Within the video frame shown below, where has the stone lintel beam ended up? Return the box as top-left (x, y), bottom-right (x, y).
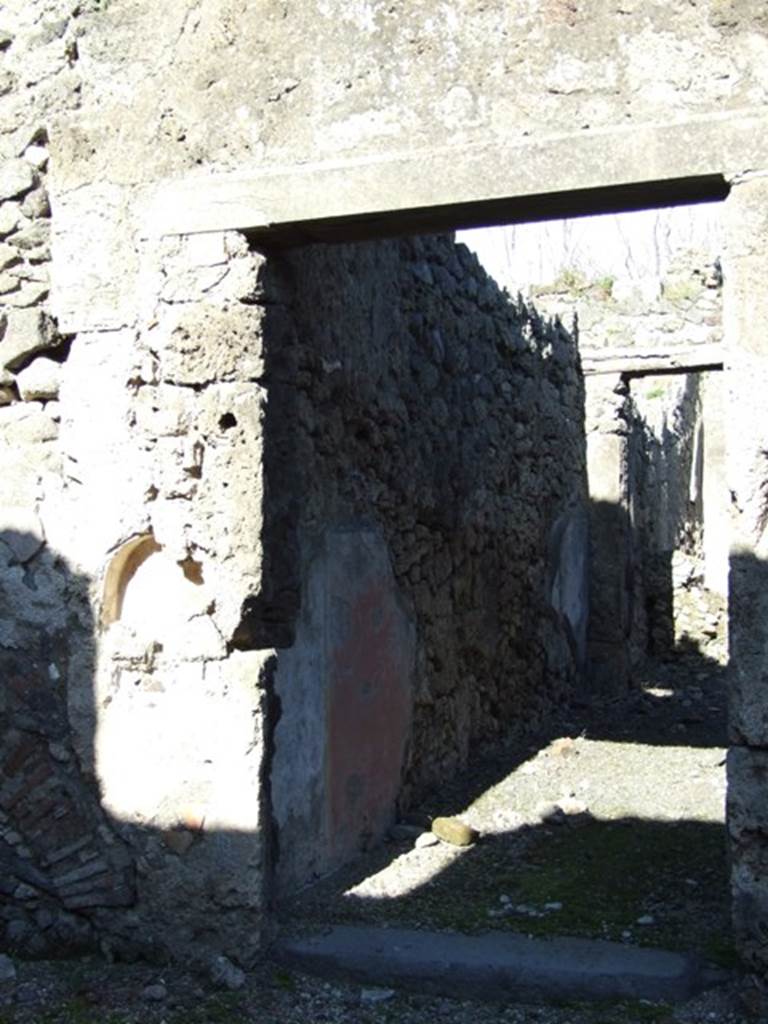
top-left (581, 343), bottom-right (723, 378)
top-left (134, 109), bottom-right (768, 244)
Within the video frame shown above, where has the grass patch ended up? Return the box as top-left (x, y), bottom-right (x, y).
top-left (37, 997), bottom-right (98, 1024)
top-left (703, 932), bottom-right (742, 970)
top-left (555, 997), bottom-right (673, 1024)
top-left (172, 990), bottom-right (245, 1024)
top-left (501, 818), bottom-right (729, 952)
top-left (532, 267), bottom-right (616, 299)
top-left (273, 969), bottom-right (297, 991)
top-left (662, 277), bottom-right (701, 303)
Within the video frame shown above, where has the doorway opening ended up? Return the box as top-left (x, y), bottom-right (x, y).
top-left (266, 198), bottom-right (733, 976)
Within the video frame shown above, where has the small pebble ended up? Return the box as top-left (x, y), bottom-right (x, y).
top-left (637, 914), bottom-right (655, 926)
top-left (15, 983), bottom-right (38, 1005)
top-left (142, 983), bottom-right (167, 1002)
top-left (361, 987), bottom-right (395, 1004)
top-left (209, 955), bottom-right (245, 991)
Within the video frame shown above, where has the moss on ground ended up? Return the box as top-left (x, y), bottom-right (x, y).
top-left (328, 816), bottom-right (734, 967)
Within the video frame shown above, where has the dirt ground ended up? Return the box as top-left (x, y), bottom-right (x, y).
top-left (0, 656), bottom-right (758, 1024)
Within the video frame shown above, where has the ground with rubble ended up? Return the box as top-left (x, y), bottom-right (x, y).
top-left (0, 656), bottom-right (757, 1022)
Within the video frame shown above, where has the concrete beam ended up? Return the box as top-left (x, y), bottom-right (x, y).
top-left (136, 108), bottom-right (768, 244)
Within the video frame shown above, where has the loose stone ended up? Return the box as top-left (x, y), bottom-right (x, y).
top-left (209, 955), bottom-right (245, 991)
top-left (431, 817), bottom-right (479, 846)
top-left (361, 987), bottom-right (396, 1004)
top-left (142, 983), bottom-right (167, 1001)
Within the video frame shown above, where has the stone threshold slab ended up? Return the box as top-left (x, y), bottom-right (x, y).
top-left (275, 924), bottom-right (727, 1004)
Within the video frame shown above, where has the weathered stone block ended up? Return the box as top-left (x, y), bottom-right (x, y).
top-left (0, 307), bottom-right (55, 370)
top-left (0, 159), bottom-right (34, 201)
top-left (0, 241), bottom-right (19, 270)
top-left (49, 183), bottom-right (138, 332)
top-left (15, 356), bottom-right (60, 400)
top-left (0, 202), bottom-right (20, 236)
top-left (151, 304), bottom-right (265, 386)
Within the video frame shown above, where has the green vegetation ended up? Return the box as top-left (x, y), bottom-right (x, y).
top-left (555, 997), bottom-right (673, 1024)
top-left (37, 997), bottom-right (98, 1024)
top-left (322, 816), bottom-right (731, 966)
top-left (703, 932), bottom-right (742, 970)
top-left (173, 990), bottom-right (245, 1024)
top-left (273, 968), bottom-right (297, 991)
top-left (661, 277), bottom-right (700, 303)
top-left (532, 267), bottom-right (615, 300)
top-left (598, 275), bottom-right (615, 296)
top-left (506, 819), bottom-right (729, 955)
top-left (553, 267), bottom-right (588, 293)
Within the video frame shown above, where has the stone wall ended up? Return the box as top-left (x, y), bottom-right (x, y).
top-left (724, 177), bottom-right (768, 974)
top-left (1, 222), bottom-right (274, 965)
top-left (531, 245), bottom-right (726, 689)
top-left (44, 0), bottom-right (768, 325)
top-left (629, 370), bottom-right (727, 665)
top-left (0, 0), bottom-right (130, 961)
top-left (4, 0), bottom-right (768, 979)
top-left (2, 150), bottom-right (588, 959)
top-left (261, 235), bottom-right (588, 889)
top-left (1, 3), bottom-right (590, 930)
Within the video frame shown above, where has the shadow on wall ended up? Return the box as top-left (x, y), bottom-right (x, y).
top-left (0, 530), bottom-right (134, 957)
top-left (0, 529), bottom-right (271, 966)
top-left (588, 493), bottom-right (725, 697)
top-left (587, 499), bottom-right (635, 694)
